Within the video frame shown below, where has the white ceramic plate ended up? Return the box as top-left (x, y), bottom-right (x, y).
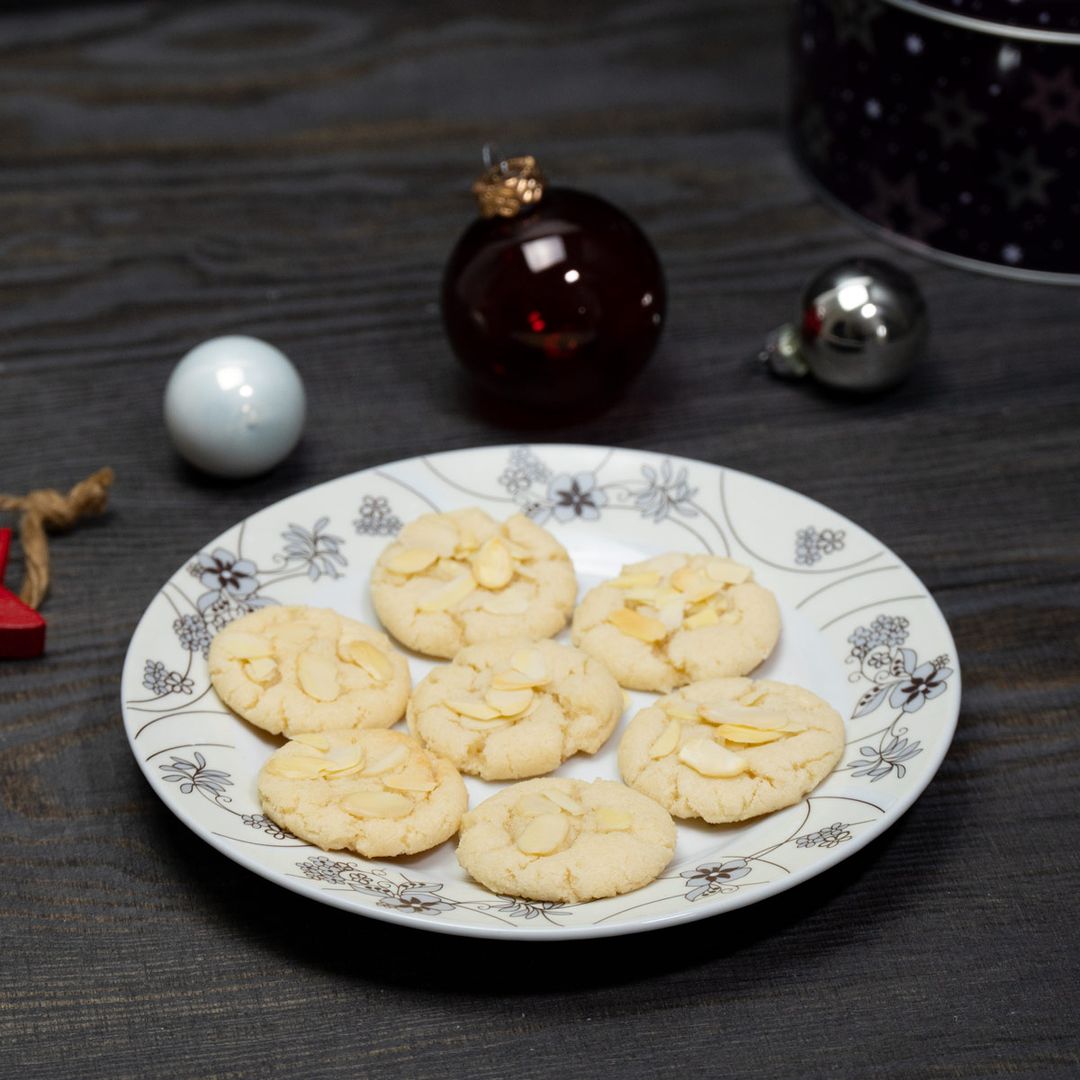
top-left (121, 444), bottom-right (960, 940)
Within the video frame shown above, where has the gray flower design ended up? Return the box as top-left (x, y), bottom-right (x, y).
top-left (489, 898), bottom-right (571, 922)
top-left (796, 823), bottom-right (853, 849)
top-left (159, 753), bottom-right (233, 799)
top-left (635, 461), bottom-right (698, 522)
top-left (241, 813), bottom-right (294, 840)
top-left (173, 614), bottom-right (213, 659)
top-left (353, 495), bottom-right (402, 537)
top-left (848, 733), bottom-right (922, 781)
top-left (681, 859), bottom-right (751, 901)
top-left (378, 886), bottom-right (457, 915)
top-left (795, 526), bottom-right (846, 566)
top-left (195, 547), bottom-right (270, 613)
top-left (547, 472), bottom-right (607, 522)
top-left (889, 659), bottom-right (953, 714)
top-left (143, 659), bottom-right (194, 696)
top-left (848, 615), bottom-right (909, 659)
top-left (280, 518), bottom-right (346, 581)
top-left (500, 445), bottom-right (551, 497)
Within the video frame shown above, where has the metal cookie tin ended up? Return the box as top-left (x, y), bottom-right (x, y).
top-left (791, 0), bottom-right (1080, 283)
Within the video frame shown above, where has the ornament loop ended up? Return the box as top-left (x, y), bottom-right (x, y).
top-left (472, 155), bottom-right (545, 218)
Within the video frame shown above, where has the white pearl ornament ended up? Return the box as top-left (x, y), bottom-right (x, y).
top-left (164, 336), bottom-right (306, 478)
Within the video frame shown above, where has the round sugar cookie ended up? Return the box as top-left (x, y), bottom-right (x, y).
top-left (571, 553), bottom-right (780, 691)
top-left (407, 639), bottom-right (624, 781)
top-left (370, 507), bottom-right (577, 659)
top-left (258, 729), bottom-right (467, 857)
top-left (617, 677), bottom-right (844, 823)
top-left (456, 777), bottom-right (676, 903)
top-left (209, 606), bottom-right (410, 736)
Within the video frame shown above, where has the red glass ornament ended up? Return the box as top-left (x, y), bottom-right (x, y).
top-left (442, 187), bottom-right (665, 408)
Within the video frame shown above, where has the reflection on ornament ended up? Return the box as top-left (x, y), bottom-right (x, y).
top-left (758, 257), bottom-right (927, 394)
top-left (442, 154), bottom-right (665, 409)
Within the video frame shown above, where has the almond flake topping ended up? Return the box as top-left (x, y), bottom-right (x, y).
top-left (607, 607), bottom-right (668, 643)
top-left (418, 571), bottom-right (476, 612)
top-left (386, 548), bottom-right (439, 575)
top-left (678, 739), bottom-right (748, 778)
top-left (649, 717), bottom-right (682, 758)
top-left (340, 639), bottom-right (392, 683)
top-left (340, 791), bottom-right (415, 819)
top-left (515, 813), bottom-right (569, 856)
top-left (595, 807), bottom-right (633, 831)
top-left (472, 536), bottom-right (515, 589)
top-left (297, 652), bottom-right (340, 702)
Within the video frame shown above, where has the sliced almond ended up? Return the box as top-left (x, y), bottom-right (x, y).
top-left (610, 571), bottom-right (662, 589)
top-left (511, 648), bottom-right (548, 682)
top-left (265, 754), bottom-right (329, 780)
top-left (340, 791), bottom-right (415, 819)
top-left (386, 548), bottom-right (439, 575)
top-left (515, 793), bottom-right (560, 816)
top-left (607, 607), bottom-right (668, 643)
top-left (621, 586), bottom-right (660, 604)
top-left (472, 536), bottom-right (514, 589)
top-left (480, 593), bottom-right (530, 615)
top-left (699, 703), bottom-right (796, 729)
top-left (383, 765), bottom-right (437, 793)
top-left (455, 527), bottom-right (481, 554)
top-left (544, 789), bottom-right (584, 815)
top-left (595, 806), bottom-right (633, 831)
top-left (340, 639), bottom-right (393, 683)
top-left (712, 723), bottom-right (787, 746)
top-left (658, 599), bottom-right (687, 631)
top-left (704, 558), bottom-right (752, 585)
top-left (297, 652), bottom-right (340, 702)
top-left (671, 568), bottom-right (722, 603)
top-left (445, 698), bottom-right (501, 721)
top-left (721, 609), bottom-right (743, 625)
top-left (405, 519), bottom-right (459, 557)
top-left (457, 715), bottom-right (510, 732)
top-left (418, 571), bottom-right (476, 612)
top-left (678, 738), bottom-right (748, 778)
top-left (290, 732), bottom-right (330, 752)
top-left (485, 687), bottom-right (534, 717)
top-left (322, 746), bottom-right (368, 776)
top-left (220, 632), bottom-right (274, 661)
top-left (683, 607), bottom-right (720, 630)
top-left (662, 700), bottom-right (701, 721)
top-left (244, 656), bottom-right (279, 685)
top-left (362, 743), bottom-right (411, 776)
top-left (738, 688), bottom-right (769, 708)
top-left (515, 813), bottom-right (569, 856)
top-left (649, 717), bottom-right (682, 759)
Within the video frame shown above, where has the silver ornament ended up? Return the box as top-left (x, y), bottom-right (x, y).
top-left (759, 258), bottom-right (927, 393)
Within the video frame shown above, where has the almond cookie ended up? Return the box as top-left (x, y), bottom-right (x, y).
top-left (456, 777), bottom-right (676, 903)
top-left (617, 677), bottom-right (844, 823)
top-left (571, 553), bottom-right (780, 692)
top-left (370, 507), bottom-right (577, 659)
top-left (209, 606), bottom-right (410, 736)
top-left (258, 729), bottom-right (467, 857)
top-left (407, 639), bottom-right (623, 781)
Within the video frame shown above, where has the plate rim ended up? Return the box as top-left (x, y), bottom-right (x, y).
top-left (121, 442), bottom-right (961, 940)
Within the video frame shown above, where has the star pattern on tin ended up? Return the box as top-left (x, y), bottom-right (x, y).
top-left (1023, 68), bottom-right (1080, 132)
top-left (991, 147), bottom-right (1059, 209)
top-left (923, 90), bottom-right (987, 150)
top-left (828, 0), bottom-right (881, 53)
top-left (863, 172), bottom-right (944, 243)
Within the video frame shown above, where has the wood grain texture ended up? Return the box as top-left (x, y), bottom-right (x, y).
top-left (0, 2), bottom-right (1078, 1078)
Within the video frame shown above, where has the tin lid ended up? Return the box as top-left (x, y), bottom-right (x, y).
top-left (888, 0), bottom-right (1080, 39)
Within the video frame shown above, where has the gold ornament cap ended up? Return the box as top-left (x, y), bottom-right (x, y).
top-left (472, 154), bottom-right (546, 218)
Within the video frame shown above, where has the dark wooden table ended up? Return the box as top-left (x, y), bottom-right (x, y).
top-left (2, 3), bottom-right (1078, 1077)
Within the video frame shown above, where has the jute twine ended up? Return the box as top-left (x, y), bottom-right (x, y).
top-left (0, 467), bottom-right (114, 609)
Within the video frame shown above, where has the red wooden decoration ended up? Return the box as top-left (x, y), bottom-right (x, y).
top-left (0, 527), bottom-right (46, 658)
